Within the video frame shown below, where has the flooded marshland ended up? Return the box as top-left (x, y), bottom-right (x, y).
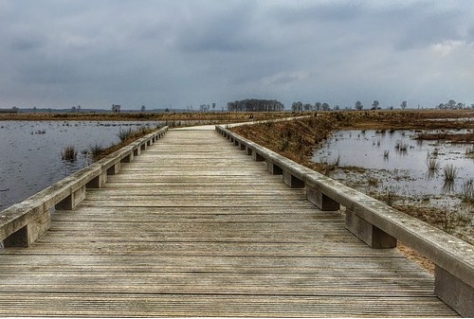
top-left (313, 129), bottom-right (474, 196)
top-left (0, 121), bottom-right (159, 210)
top-left (313, 129), bottom-right (474, 243)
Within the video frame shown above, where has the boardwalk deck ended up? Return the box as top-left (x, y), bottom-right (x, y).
top-left (0, 127), bottom-right (458, 317)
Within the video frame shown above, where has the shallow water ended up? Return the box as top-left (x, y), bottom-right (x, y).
top-left (0, 121), bottom-right (160, 210)
top-left (312, 129), bottom-right (474, 196)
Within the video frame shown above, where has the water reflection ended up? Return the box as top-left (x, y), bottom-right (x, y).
top-left (313, 129), bottom-right (473, 196)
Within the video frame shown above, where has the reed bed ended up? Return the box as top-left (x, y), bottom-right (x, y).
top-left (61, 145), bottom-right (77, 161)
top-left (443, 164), bottom-right (459, 182)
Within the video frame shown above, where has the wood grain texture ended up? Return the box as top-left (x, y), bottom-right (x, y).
top-left (0, 127), bottom-right (458, 317)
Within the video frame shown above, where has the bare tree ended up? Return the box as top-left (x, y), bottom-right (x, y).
top-left (372, 100), bottom-right (379, 110)
top-left (112, 104), bottom-right (121, 113)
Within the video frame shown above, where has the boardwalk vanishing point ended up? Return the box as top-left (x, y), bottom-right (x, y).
top-left (0, 125), bottom-right (466, 317)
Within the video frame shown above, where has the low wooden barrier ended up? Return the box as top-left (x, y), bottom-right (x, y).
top-left (0, 126), bottom-right (168, 248)
top-left (216, 124), bottom-right (474, 317)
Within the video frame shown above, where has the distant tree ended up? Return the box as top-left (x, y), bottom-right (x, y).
top-left (112, 104), bottom-right (121, 113)
top-left (314, 102), bottom-right (322, 111)
top-left (141, 105), bottom-right (146, 113)
top-left (456, 102), bottom-right (465, 109)
top-left (389, 106), bottom-right (394, 110)
top-left (165, 108), bottom-right (170, 113)
top-left (12, 106), bottom-right (19, 113)
top-left (291, 101), bottom-right (303, 112)
top-left (400, 101), bottom-right (407, 110)
top-left (212, 103), bottom-right (216, 111)
top-left (227, 99), bottom-right (284, 112)
top-left (355, 101), bottom-right (363, 111)
top-left (199, 104), bottom-right (210, 112)
top-left (334, 105), bottom-right (340, 110)
top-left (71, 106), bottom-right (76, 113)
top-left (77, 105), bottom-right (81, 112)
top-left (447, 100), bottom-right (456, 109)
top-left (471, 104), bottom-right (474, 109)
top-left (321, 102), bottom-right (330, 111)
top-left (372, 100), bottom-right (379, 109)
top-left (303, 103), bottom-right (312, 111)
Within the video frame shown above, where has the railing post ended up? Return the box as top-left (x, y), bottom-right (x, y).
top-left (55, 185), bottom-right (86, 210)
top-left (252, 151), bottom-right (265, 162)
top-left (86, 173), bottom-right (107, 188)
top-left (345, 210), bottom-right (397, 248)
top-left (435, 266), bottom-right (474, 317)
top-left (121, 153), bottom-right (134, 163)
top-left (283, 171), bottom-right (305, 188)
top-left (267, 162), bottom-right (283, 175)
top-left (107, 163), bottom-right (120, 175)
top-left (245, 146), bottom-right (252, 156)
top-left (306, 187), bottom-right (340, 211)
top-left (3, 208), bottom-right (51, 248)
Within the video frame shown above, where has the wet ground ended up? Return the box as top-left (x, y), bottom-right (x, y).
top-left (313, 129), bottom-right (474, 244)
top-left (313, 129), bottom-right (474, 196)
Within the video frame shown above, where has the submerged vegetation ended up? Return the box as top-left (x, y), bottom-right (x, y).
top-left (443, 164), bottom-right (459, 182)
top-left (61, 145), bottom-right (77, 162)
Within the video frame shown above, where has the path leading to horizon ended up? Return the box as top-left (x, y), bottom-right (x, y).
top-left (0, 126), bottom-right (457, 317)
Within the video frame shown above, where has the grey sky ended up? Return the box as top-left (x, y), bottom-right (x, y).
top-left (1, 0), bottom-right (473, 110)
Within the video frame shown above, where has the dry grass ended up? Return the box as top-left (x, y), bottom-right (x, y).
top-left (92, 126), bottom-right (157, 161)
top-left (232, 114), bottom-right (337, 174)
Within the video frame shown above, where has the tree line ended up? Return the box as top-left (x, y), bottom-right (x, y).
top-left (227, 99), bottom-right (285, 112)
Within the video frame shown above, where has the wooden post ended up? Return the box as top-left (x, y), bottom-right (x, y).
top-left (55, 185), bottom-right (86, 210)
top-left (435, 266), bottom-right (474, 317)
top-left (283, 171), bottom-right (305, 188)
top-left (252, 151), bottom-right (265, 162)
top-left (345, 209), bottom-right (397, 248)
top-left (3, 211), bottom-right (51, 247)
top-left (306, 187), bottom-right (340, 211)
top-left (267, 162), bottom-right (283, 175)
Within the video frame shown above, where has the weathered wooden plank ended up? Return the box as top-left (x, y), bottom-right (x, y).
top-left (0, 128), bottom-right (458, 317)
top-left (0, 294), bottom-right (456, 318)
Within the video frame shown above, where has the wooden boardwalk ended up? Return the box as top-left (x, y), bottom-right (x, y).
top-left (0, 127), bottom-right (458, 317)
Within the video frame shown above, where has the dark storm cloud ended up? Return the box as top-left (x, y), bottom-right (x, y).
top-left (0, 0), bottom-right (473, 110)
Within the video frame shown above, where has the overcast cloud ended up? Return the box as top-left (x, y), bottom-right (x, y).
top-left (1, 0), bottom-right (473, 110)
